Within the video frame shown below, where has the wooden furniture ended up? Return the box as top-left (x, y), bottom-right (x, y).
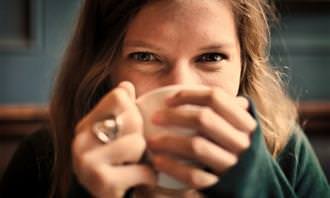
top-left (0, 105), bottom-right (48, 178)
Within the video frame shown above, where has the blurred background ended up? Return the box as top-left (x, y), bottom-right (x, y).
top-left (0, 0), bottom-right (329, 181)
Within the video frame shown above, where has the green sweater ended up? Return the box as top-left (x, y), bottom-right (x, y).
top-left (201, 123), bottom-right (330, 197)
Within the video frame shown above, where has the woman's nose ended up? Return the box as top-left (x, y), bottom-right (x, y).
top-left (164, 62), bottom-right (201, 85)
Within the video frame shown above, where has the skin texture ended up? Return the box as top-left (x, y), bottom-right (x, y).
top-left (72, 0), bottom-right (257, 197)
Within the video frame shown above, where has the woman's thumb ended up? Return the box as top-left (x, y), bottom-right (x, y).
top-left (118, 81), bottom-right (136, 100)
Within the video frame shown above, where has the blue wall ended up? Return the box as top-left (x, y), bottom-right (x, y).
top-left (271, 5), bottom-right (330, 101)
top-left (0, 0), bottom-right (81, 104)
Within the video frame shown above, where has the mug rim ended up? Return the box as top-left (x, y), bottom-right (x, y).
top-left (136, 84), bottom-right (209, 104)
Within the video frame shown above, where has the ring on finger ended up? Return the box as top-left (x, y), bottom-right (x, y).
top-left (93, 116), bottom-right (121, 144)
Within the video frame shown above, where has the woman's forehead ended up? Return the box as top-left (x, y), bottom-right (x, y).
top-left (124, 0), bottom-right (238, 49)
top-left (138, 0), bottom-right (233, 21)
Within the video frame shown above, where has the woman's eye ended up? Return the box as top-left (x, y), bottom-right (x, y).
top-left (197, 53), bottom-right (225, 62)
top-left (129, 52), bottom-right (157, 62)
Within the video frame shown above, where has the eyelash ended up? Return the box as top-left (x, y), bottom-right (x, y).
top-left (128, 52), bottom-right (227, 63)
top-left (128, 52), bottom-right (159, 62)
top-left (196, 53), bottom-right (227, 63)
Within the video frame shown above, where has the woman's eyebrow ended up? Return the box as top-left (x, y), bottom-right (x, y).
top-left (123, 40), bottom-right (164, 51)
top-left (124, 40), bottom-right (235, 52)
top-left (199, 43), bottom-right (236, 51)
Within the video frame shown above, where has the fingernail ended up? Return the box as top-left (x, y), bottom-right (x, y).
top-left (151, 154), bottom-right (163, 166)
top-left (146, 135), bottom-right (158, 144)
top-left (152, 112), bottom-right (165, 124)
top-left (195, 171), bottom-right (219, 187)
top-left (165, 96), bottom-right (173, 104)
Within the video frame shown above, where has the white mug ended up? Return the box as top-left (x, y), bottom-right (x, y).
top-left (136, 84), bottom-right (209, 190)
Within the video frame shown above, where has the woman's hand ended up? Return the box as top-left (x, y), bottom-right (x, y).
top-left (147, 87), bottom-right (257, 189)
top-left (72, 81), bottom-right (157, 198)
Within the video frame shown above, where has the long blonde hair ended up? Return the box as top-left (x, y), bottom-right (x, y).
top-left (232, 0), bottom-right (297, 156)
top-left (49, 0), bottom-right (297, 197)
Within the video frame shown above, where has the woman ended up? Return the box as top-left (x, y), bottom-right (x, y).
top-left (0, 0), bottom-right (329, 197)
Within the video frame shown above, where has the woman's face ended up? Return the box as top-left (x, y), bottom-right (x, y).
top-left (112, 0), bottom-right (241, 97)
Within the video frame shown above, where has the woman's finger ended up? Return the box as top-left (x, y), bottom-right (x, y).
top-left (152, 107), bottom-right (251, 154)
top-left (147, 133), bottom-right (238, 174)
top-left (117, 81), bottom-right (136, 100)
top-left (79, 163), bottom-right (156, 198)
top-left (73, 83), bottom-right (143, 153)
top-left (73, 105), bottom-right (144, 154)
top-left (76, 83), bottom-right (140, 136)
top-left (73, 132), bottom-right (156, 197)
top-left (86, 133), bottom-right (147, 165)
top-left (166, 88), bottom-right (256, 133)
top-left (151, 154), bottom-right (218, 189)
top-left (236, 96), bottom-right (250, 110)
top-left (72, 133), bottom-right (148, 179)
top-left (111, 165), bottom-right (157, 189)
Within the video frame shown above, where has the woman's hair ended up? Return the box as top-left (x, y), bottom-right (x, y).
top-left (49, 0), bottom-right (297, 197)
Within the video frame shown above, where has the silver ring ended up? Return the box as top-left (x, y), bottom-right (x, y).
top-left (93, 116), bottom-right (120, 144)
